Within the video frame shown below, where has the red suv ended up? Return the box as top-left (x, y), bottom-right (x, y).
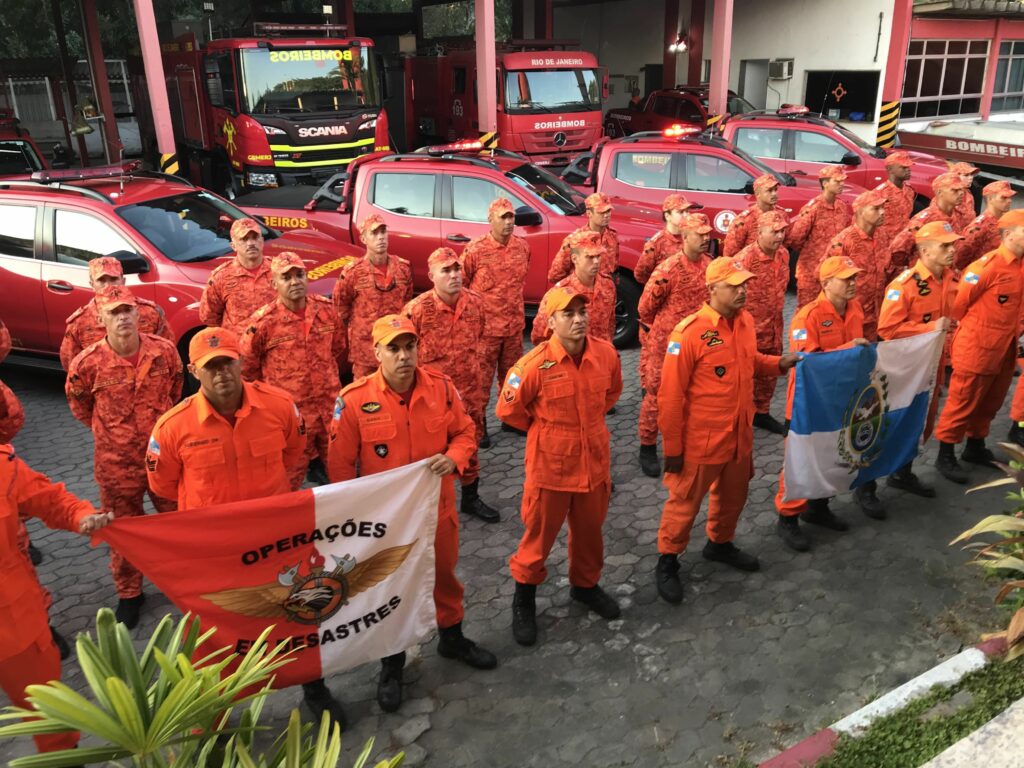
top-left (604, 86), bottom-right (756, 138)
top-left (0, 164), bottom-right (360, 368)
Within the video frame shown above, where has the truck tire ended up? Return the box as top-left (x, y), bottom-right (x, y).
top-left (614, 274), bottom-right (641, 349)
top-left (214, 161), bottom-right (240, 200)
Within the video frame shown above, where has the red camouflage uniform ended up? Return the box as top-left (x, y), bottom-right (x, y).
top-left (722, 205), bottom-right (787, 259)
top-left (60, 297), bottom-right (173, 370)
top-left (873, 180), bottom-right (915, 253)
top-left (332, 255), bottom-right (414, 378)
top-left (952, 192), bottom-right (977, 233)
top-left (889, 204), bottom-right (958, 281)
top-left (462, 232), bottom-right (532, 400)
top-left (240, 295), bottom-right (345, 488)
top-left (825, 225), bottom-right (886, 341)
top-left (65, 334), bottom-right (182, 597)
top-left (531, 273), bottom-right (617, 345)
top-left (955, 212), bottom-right (1001, 272)
top-left (548, 227), bottom-right (619, 282)
top-left (735, 242), bottom-right (790, 412)
top-left (199, 259), bottom-right (276, 336)
top-left (787, 195), bottom-right (852, 307)
top-left (636, 252), bottom-right (711, 445)
top-left (634, 229), bottom-right (685, 285)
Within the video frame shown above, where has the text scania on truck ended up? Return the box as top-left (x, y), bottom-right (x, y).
top-left (137, 24), bottom-right (389, 196)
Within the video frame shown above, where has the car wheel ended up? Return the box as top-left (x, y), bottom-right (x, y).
top-left (614, 275), bottom-right (641, 349)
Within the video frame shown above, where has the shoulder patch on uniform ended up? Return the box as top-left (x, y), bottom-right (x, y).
top-left (964, 271), bottom-right (980, 284)
top-left (666, 340), bottom-right (681, 356)
top-left (792, 328), bottom-right (808, 340)
top-left (886, 288), bottom-right (901, 301)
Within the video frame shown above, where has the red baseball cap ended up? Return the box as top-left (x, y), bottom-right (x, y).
top-left (759, 211), bottom-right (788, 231)
top-left (853, 189), bottom-right (887, 211)
top-left (932, 172), bottom-right (968, 193)
top-left (89, 256), bottom-right (123, 281)
top-left (983, 180), bottom-right (1016, 199)
top-left (753, 174), bottom-right (780, 193)
top-left (542, 285), bottom-right (589, 314)
top-left (884, 151), bottom-right (914, 168)
top-left (951, 161), bottom-right (979, 176)
top-left (359, 214), bottom-right (387, 234)
top-left (427, 247), bottom-right (461, 270)
top-left (96, 285), bottom-right (137, 311)
top-left (488, 198), bottom-right (515, 217)
top-left (706, 258), bottom-right (755, 286)
top-left (571, 230), bottom-right (605, 256)
top-left (818, 166), bottom-right (848, 181)
top-left (270, 251), bottom-right (306, 275)
top-left (189, 327), bottom-right (241, 368)
top-left (585, 192), bottom-right (613, 212)
top-left (662, 192), bottom-right (699, 213)
top-left (819, 256), bottom-right (862, 281)
top-left (230, 218), bottom-right (262, 240)
top-left (372, 314), bottom-right (418, 346)
top-left (682, 212), bottom-right (713, 234)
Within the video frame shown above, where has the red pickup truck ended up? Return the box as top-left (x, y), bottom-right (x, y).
top-left (234, 144), bottom-right (666, 346)
top-left (604, 86), bottom-right (755, 138)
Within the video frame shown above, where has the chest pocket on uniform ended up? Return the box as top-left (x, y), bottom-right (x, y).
top-left (182, 444), bottom-right (227, 477)
top-left (250, 433), bottom-right (287, 469)
top-left (362, 422), bottom-right (397, 442)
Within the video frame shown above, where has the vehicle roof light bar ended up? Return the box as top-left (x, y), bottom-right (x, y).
top-left (777, 104), bottom-right (811, 116)
top-left (31, 161), bottom-right (141, 184)
top-left (424, 139), bottom-right (485, 155)
top-left (663, 124), bottom-right (703, 138)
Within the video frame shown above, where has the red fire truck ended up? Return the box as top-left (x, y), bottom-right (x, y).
top-left (145, 24), bottom-right (390, 196)
top-left (404, 44), bottom-right (605, 166)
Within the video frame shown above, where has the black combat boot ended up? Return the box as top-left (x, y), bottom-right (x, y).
top-left (437, 623), bottom-right (497, 669)
top-left (639, 444), bottom-right (661, 478)
top-left (115, 593), bottom-right (145, 630)
top-left (702, 540), bottom-right (760, 572)
top-left (511, 582), bottom-right (537, 646)
top-left (302, 678), bottom-right (347, 729)
top-left (853, 480), bottom-right (886, 520)
top-left (377, 652), bottom-right (405, 713)
top-left (654, 554), bottom-right (683, 604)
top-left (887, 462), bottom-right (935, 498)
top-left (776, 515), bottom-right (810, 552)
top-left (460, 479), bottom-right (500, 523)
top-left (936, 441), bottom-right (969, 483)
top-left (570, 584), bottom-right (621, 619)
top-left (961, 437), bottom-right (996, 467)
top-left (800, 498), bottom-right (849, 531)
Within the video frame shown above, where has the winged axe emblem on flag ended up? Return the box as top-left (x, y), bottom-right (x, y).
top-left (201, 541), bottom-right (417, 625)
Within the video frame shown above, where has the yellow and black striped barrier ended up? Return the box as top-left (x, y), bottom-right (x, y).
top-left (479, 131), bottom-right (499, 150)
top-left (160, 152), bottom-right (180, 176)
top-left (876, 101), bottom-right (901, 148)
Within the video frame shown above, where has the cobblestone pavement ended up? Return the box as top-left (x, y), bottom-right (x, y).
top-left (0, 296), bottom-right (1009, 767)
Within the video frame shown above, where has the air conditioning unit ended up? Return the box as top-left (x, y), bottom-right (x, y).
top-left (769, 59), bottom-right (794, 80)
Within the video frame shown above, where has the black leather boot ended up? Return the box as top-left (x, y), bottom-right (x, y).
top-left (511, 582), bottom-right (537, 646)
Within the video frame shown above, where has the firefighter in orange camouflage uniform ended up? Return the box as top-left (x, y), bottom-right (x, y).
top-left (65, 287), bottom-right (181, 629)
top-left (241, 252), bottom-right (346, 488)
top-left (950, 162), bottom-right (981, 233)
top-left (889, 172), bottom-right (969, 280)
top-left (956, 181), bottom-right (1016, 271)
top-left (872, 151), bottom-right (916, 254)
top-left (722, 174), bottom-right (787, 259)
top-left (531, 232), bottom-right (616, 344)
top-left (199, 218), bottom-right (276, 335)
top-left (548, 192), bottom-right (619, 282)
top-left (787, 166), bottom-right (852, 307)
top-left (633, 193), bottom-right (700, 284)
top-left (332, 214), bottom-right (414, 378)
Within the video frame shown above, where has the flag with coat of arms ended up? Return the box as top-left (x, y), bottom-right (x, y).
top-left (782, 330), bottom-right (945, 500)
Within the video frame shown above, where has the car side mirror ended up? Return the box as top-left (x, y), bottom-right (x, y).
top-left (743, 179), bottom-right (755, 195)
top-left (840, 151), bottom-right (862, 166)
top-left (108, 250), bottom-right (150, 275)
top-left (514, 206), bottom-right (543, 228)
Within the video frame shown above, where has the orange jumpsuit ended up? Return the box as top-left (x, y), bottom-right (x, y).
top-left (873, 180), bottom-right (915, 253)
top-left (955, 212), bottom-right (1000, 272)
top-left (774, 295), bottom-right (866, 514)
top-left (146, 380), bottom-right (306, 510)
top-left (722, 205), bottom-right (787, 259)
top-left (60, 297), bottom-right (173, 370)
top-left (637, 253), bottom-right (711, 445)
top-left (240, 296), bottom-right (345, 489)
top-left (548, 227), bottom-right (619, 282)
top-left (657, 304), bottom-right (782, 554)
top-left (332, 255), bottom-right (414, 378)
top-left (461, 232), bottom-right (531, 402)
top-left (403, 290), bottom-right (485, 480)
top-left (889, 205), bottom-right (958, 282)
top-left (199, 258), bottom-right (276, 336)
top-left (327, 366), bottom-right (476, 628)
top-left (1, 444), bottom-right (94, 754)
top-left (735, 242), bottom-right (790, 413)
top-left (952, 192), bottom-right (977, 233)
top-left (878, 259), bottom-right (957, 440)
top-left (634, 228), bottom-right (685, 285)
top-left (65, 334), bottom-right (182, 597)
top-left (825, 225), bottom-right (886, 341)
top-left (935, 246), bottom-right (1023, 443)
top-left (496, 334), bottom-right (622, 587)
top-left (786, 195), bottom-right (852, 307)
top-left (530, 273), bottom-right (617, 345)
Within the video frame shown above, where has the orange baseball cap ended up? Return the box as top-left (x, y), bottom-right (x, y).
top-left (372, 314), bottom-right (418, 346)
top-left (819, 256), bottom-right (862, 281)
top-left (89, 256), bottom-right (123, 281)
top-left (706, 258), bottom-right (755, 286)
top-left (585, 192), bottom-right (613, 212)
top-left (542, 285), bottom-right (589, 314)
top-left (572, 230), bottom-right (605, 256)
top-left (427, 246), bottom-right (461, 270)
top-left (682, 212), bottom-right (713, 234)
top-left (853, 189), bottom-right (887, 211)
top-left (998, 209), bottom-right (1024, 229)
top-left (951, 161), bottom-right (979, 176)
top-left (983, 180), bottom-right (1016, 199)
top-left (884, 151), bottom-right (914, 168)
top-left (230, 218), bottom-right (262, 240)
top-left (359, 214), bottom-right (387, 234)
top-left (915, 220), bottom-right (963, 244)
top-left (759, 211), bottom-right (788, 231)
top-left (189, 327), bottom-right (241, 368)
top-left (96, 285), bottom-right (137, 311)
top-left (270, 251), bottom-right (306, 275)
top-left (488, 197), bottom-right (515, 217)
top-left (932, 172), bottom-right (967, 192)
top-left (662, 192), bottom-right (699, 212)
top-left (753, 174), bottom-right (780, 193)
top-left (818, 166), bottom-right (848, 181)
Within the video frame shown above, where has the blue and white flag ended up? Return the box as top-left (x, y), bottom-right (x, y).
top-left (783, 330), bottom-right (945, 500)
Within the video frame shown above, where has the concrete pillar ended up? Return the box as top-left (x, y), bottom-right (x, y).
top-left (708, 0), bottom-right (733, 117)
top-left (979, 18), bottom-right (1006, 120)
top-left (79, 0), bottom-right (122, 163)
top-left (475, 0), bottom-right (497, 133)
top-left (131, 0), bottom-right (177, 171)
top-left (876, 0), bottom-right (913, 146)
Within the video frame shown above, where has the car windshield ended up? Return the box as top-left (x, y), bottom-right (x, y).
top-left (504, 68), bottom-right (601, 114)
top-left (0, 139), bottom-right (44, 174)
top-left (833, 124), bottom-right (887, 159)
top-left (240, 46), bottom-right (380, 114)
top-left (505, 163), bottom-right (586, 215)
top-left (117, 191), bottom-right (275, 263)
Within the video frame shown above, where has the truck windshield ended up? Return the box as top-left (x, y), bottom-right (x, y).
top-left (504, 69), bottom-right (601, 114)
top-left (118, 191), bottom-right (275, 263)
top-left (505, 163), bottom-right (587, 215)
top-left (240, 46), bottom-right (380, 115)
top-left (0, 140), bottom-right (44, 174)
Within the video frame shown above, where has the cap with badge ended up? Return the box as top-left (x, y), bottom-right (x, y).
top-left (915, 221), bottom-right (963, 244)
top-left (951, 161), bottom-right (979, 176)
top-left (853, 189), bottom-right (887, 211)
top-left (932, 172), bottom-right (968, 193)
top-left (584, 192), bottom-right (613, 212)
top-left (96, 285), bottom-right (138, 311)
top-left (818, 256), bottom-right (862, 281)
top-left (706, 258), bottom-right (755, 286)
top-left (759, 211), bottom-right (788, 231)
top-left (983, 180), bottom-right (1016, 199)
top-left (189, 327), bottom-right (241, 368)
top-left (488, 198), bottom-right (515, 217)
top-left (230, 218), bottom-right (262, 240)
top-left (682, 212), bottom-right (713, 234)
top-left (818, 166), bottom-right (848, 182)
top-left (270, 251), bottom-right (306, 275)
top-left (359, 214), bottom-right (387, 234)
top-left (542, 285), bottom-right (590, 314)
top-left (372, 314), bottom-right (418, 346)
top-left (753, 174), bottom-right (780, 193)
top-left (572, 230), bottom-right (605, 256)
top-left (884, 150), bottom-right (914, 168)
top-left (427, 246), bottom-right (461, 270)
top-left (89, 256), bottom-right (124, 281)
top-left (662, 192), bottom-right (701, 212)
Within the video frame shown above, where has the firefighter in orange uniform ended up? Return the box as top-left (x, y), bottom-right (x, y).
top-left (633, 193), bottom-right (700, 284)
top-left (241, 252), bottom-right (345, 488)
top-left (144, 328), bottom-right (345, 724)
top-left (547, 192), bottom-right (619, 282)
top-left (332, 215), bottom-right (414, 379)
top-left (636, 213), bottom-right (714, 477)
top-left (531, 232), bottom-right (616, 344)
top-left (933, 210), bottom-right (1024, 482)
top-left (878, 221), bottom-right (960, 494)
top-left (872, 151), bottom-right (916, 253)
top-left (722, 174), bottom-right (787, 259)
top-left (950, 162), bottom-right (981, 233)
top-left (461, 198), bottom-right (531, 446)
top-left (497, 287), bottom-right (623, 645)
top-left (955, 181), bottom-right (1016, 271)
top-left (60, 256), bottom-right (174, 370)
top-left (327, 315), bottom-right (497, 713)
top-left (0, 447), bottom-right (111, 755)
top-left (655, 259), bottom-right (798, 603)
top-left (824, 190), bottom-right (888, 341)
top-left (403, 248), bottom-right (500, 523)
top-left (888, 172), bottom-right (969, 279)
top-left (736, 210), bottom-right (791, 434)
top-left (787, 166), bottom-right (853, 307)
top-left (65, 287), bottom-right (182, 628)
top-left (774, 257), bottom-right (868, 552)
top-left (199, 218), bottom-right (276, 335)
